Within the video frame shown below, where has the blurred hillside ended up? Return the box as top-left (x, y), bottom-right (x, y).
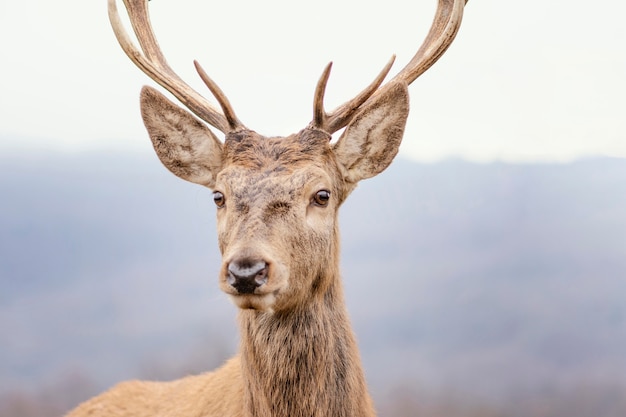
top-left (1, 151), bottom-right (625, 416)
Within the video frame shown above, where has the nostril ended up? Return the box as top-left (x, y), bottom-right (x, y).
top-left (227, 259), bottom-right (268, 294)
top-left (254, 266), bottom-right (268, 286)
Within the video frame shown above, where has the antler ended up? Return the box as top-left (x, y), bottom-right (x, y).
top-left (109, 0), bottom-right (466, 136)
top-left (311, 0), bottom-right (468, 134)
top-left (107, 0), bottom-right (244, 133)
top-left (311, 57), bottom-right (396, 132)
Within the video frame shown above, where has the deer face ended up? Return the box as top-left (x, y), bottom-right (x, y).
top-left (213, 130), bottom-right (342, 312)
top-left (109, 0), bottom-right (465, 314)
top-left (140, 82), bottom-right (409, 313)
top-left (109, 0), bottom-right (465, 310)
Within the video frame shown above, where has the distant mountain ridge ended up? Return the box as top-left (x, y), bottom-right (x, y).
top-left (1, 152), bottom-right (625, 407)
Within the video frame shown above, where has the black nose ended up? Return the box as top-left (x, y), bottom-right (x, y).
top-left (227, 259), bottom-right (268, 294)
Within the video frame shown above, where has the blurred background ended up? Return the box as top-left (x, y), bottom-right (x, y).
top-left (1, 0), bottom-right (625, 416)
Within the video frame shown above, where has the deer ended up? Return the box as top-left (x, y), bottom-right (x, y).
top-left (67, 0), bottom-right (467, 416)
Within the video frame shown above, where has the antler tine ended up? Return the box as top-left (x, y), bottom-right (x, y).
top-left (108, 0), bottom-right (240, 133)
top-left (390, 0), bottom-right (467, 85)
top-left (311, 62), bottom-right (333, 130)
top-left (194, 61), bottom-right (244, 131)
top-left (318, 0), bottom-right (467, 134)
top-left (312, 56), bottom-right (396, 133)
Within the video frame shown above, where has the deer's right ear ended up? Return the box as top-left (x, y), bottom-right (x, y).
top-left (140, 86), bottom-right (224, 188)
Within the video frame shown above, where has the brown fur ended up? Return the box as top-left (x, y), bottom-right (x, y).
top-left (67, 81), bottom-right (409, 417)
top-left (74, 0), bottom-right (470, 412)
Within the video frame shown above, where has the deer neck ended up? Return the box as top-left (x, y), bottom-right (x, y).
top-left (237, 277), bottom-right (375, 417)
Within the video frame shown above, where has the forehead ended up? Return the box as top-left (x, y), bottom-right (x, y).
top-left (223, 128), bottom-right (332, 169)
top-left (218, 166), bottom-right (323, 202)
top-left (217, 128), bottom-right (339, 196)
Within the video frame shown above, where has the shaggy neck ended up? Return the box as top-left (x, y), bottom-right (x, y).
top-left (238, 278), bottom-right (375, 417)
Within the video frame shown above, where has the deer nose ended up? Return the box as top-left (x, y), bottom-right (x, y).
top-left (227, 259), bottom-right (268, 294)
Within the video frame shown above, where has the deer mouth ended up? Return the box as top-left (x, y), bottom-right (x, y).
top-left (228, 292), bottom-right (278, 312)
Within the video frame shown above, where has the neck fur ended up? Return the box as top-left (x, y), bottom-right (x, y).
top-left (238, 278), bottom-right (375, 417)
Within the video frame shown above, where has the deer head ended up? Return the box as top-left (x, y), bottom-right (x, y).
top-left (108, 0), bottom-right (466, 314)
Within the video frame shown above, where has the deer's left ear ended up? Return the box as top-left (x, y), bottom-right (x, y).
top-left (332, 81), bottom-right (409, 184)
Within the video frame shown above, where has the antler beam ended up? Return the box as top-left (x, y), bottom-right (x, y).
top-left (316, 0), bottom-right (468, 134)
top-left (107, 0), bottom-right (244, 133)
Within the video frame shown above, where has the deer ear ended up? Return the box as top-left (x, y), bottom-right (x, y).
top-left (140, 86), bottom-right (224, 188)
top-left (332, 81), bottom-right (409, 184)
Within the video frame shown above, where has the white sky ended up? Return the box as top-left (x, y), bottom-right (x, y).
top-left (0, 0), bottom-right (624, 162)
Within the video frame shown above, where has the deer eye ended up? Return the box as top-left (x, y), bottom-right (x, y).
top-left (312, 190), bottom-right (331, 207)
top-left (213, 191), bottom-right (226, 208)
